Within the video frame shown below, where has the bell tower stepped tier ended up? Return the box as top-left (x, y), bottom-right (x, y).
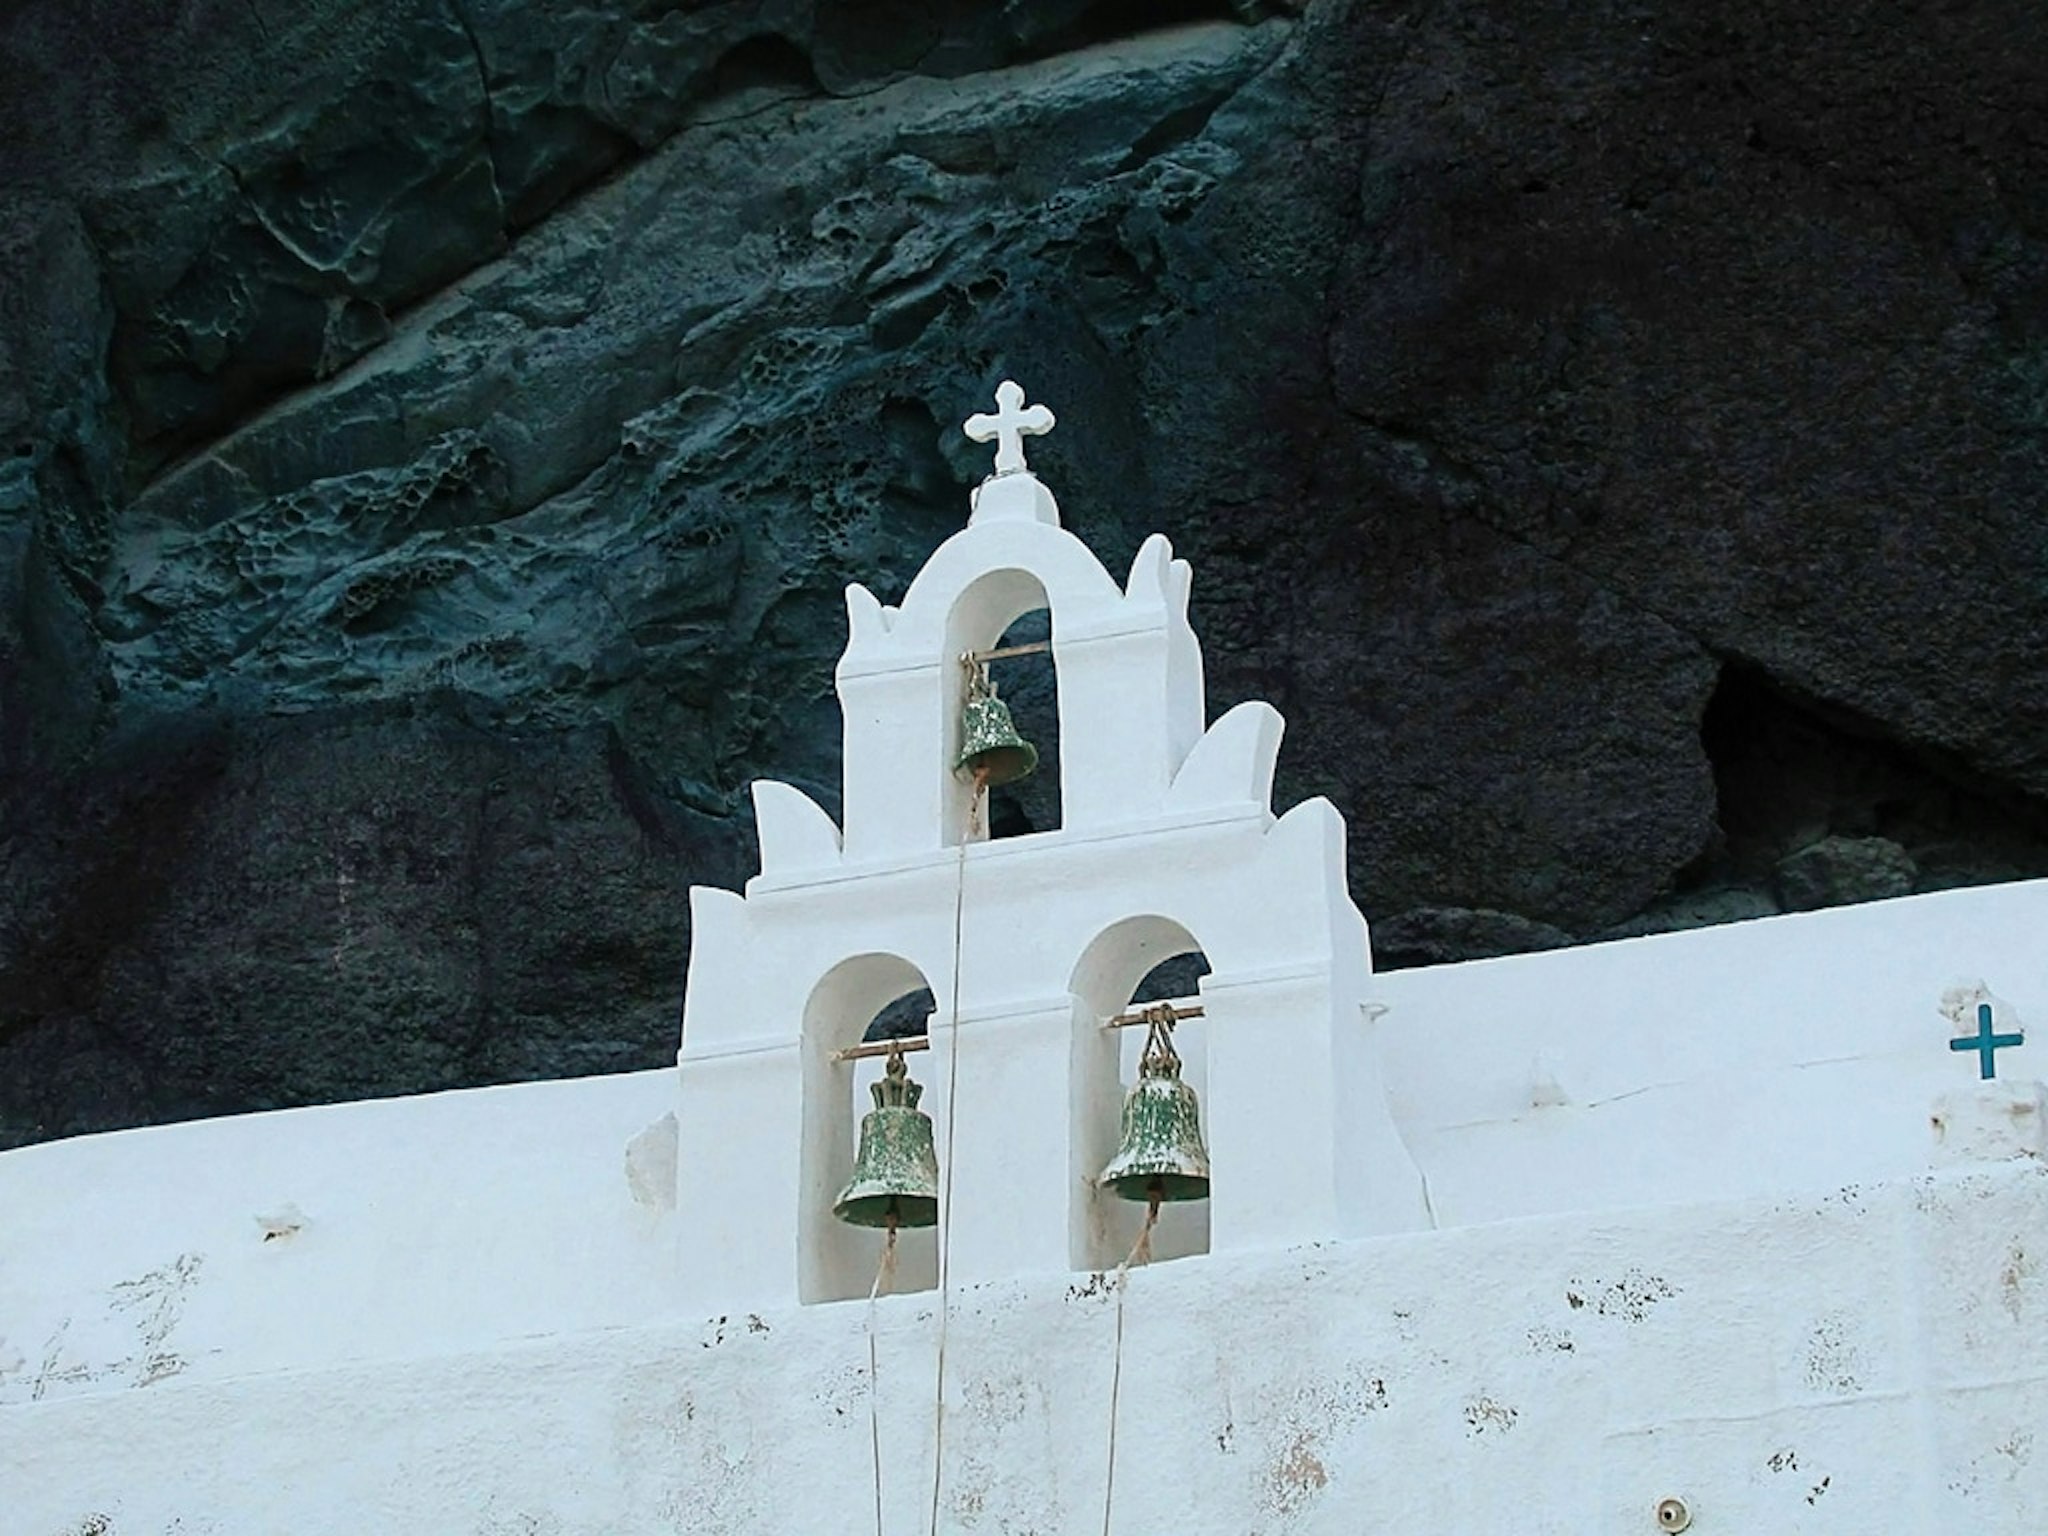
top-left (674, 383), bottom-right (1427, 1309)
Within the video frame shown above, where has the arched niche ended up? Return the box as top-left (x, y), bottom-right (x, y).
top-left (799, 952), bottom-right (943, 1303)
top-left (1068, 916), bottom-right (1214, 1272)
top-left (941, 567), bottom-right (1062, 845)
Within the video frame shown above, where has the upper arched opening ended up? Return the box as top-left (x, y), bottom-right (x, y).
top-left (944, 568), bottom-right (1063, 844)
top-left (895, 520), bottom-right (1122, 638)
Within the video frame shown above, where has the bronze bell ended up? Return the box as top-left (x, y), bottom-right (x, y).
top-left (833, 1046), bottom-right (941, 1229)
top-left (954, 660), bottom-right (1037, 787)
top-left (1099, 1013), bottom-right (1211, 1204)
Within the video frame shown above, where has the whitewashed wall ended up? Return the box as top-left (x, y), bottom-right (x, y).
top-left (3, 879), bottom-right (2045, 1533)
top-left (3, 880), bottom-right (2042, 1409)
top-left (0, 1071), bottom-right (683, 1405)
top-left (8, 1159), bottom-right (2046, 1533)
top-left (1374, 876), bottom-right (2044, 1226)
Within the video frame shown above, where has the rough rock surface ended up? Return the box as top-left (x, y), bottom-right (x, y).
top-left (2, 0), bottom-right (2046, 1144)
top-left (1774, 834), bottom-right (1917, 913)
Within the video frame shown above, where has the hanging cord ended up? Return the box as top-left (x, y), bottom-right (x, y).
top-left (866, 1215), bottom-right (901, 1536)
top-left (962, 657), bottom-right (992, 843)
top-left (1100, 1187), bottom-right (1163, 1536)
top-left (1101, 1012), bottom-right (1178, 1533)
top-left (927, 761), bottom-right (984, 1536)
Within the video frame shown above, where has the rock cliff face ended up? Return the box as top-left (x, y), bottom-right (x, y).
top-left (3, 0), bottom-right (2045, 1144)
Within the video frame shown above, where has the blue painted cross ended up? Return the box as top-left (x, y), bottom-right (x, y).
top-left (1950, 1002), bottom-right (2024, 1080)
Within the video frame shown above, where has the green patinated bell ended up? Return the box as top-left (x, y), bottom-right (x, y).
top-left (954, 672), bottom-right (1037, 787)
top-left (833, 1050), bottom-right (941, 1229)
top-left (1099, 1019), bottom-right (1211, 1204)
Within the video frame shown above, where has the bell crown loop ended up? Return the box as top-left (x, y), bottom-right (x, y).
top-left (869, 1043), bottom-right (923, 1110)
top-left (1136, 1010), bottom-right (1184, 1080)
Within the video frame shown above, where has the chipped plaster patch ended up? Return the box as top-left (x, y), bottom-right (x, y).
top-left (1802, 1316), bottom-right (1867, 1396)
top-left (624, 1113), bottom-right (678, 1211)
top-left (1465, 1396), bottom-right (1519, 1435)
top-left (1566, 1268), bottom-right (1679, 1323)
top-left (1254, 1364), bottom-right (1389, 1518)
top-left (1266, 1429), bottom-right (1328, 1515)
top-left (1998, 1243), bottom-right (2032, 1322)
top-left (255, 1204), bottom-right (307, 1242)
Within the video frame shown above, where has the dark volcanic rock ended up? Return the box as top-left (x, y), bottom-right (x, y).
top-left (1370, 907), bottom-right (1577, 970)
top-left (0, 704), bottom-right (739, 1147)
top-left (2, 0), bottom-right (2046, 1141)
top-left (1774, 834), bottom-right (1918, 913)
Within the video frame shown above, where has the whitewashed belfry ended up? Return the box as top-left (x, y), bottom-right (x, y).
top-left (673, 382), bottom-right (1429, 1307)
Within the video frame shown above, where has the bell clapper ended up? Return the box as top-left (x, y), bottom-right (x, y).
top-left (1131, 1185), bottom-right (1162, 1268)
top-left (969, 762), bottom-right (990, 839)
top-left (876, 1209), bottom-right (900, 1292)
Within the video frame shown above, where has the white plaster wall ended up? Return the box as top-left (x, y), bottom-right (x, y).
top-left (9, 1160), bottom-right (2047, 1534)
top-left (0, 1072), bottom-right (681, 1410)
top-left (4, 878), bottom-right (2043, 1410)
top-left (1371, 877), bottom-right (2047, 1228)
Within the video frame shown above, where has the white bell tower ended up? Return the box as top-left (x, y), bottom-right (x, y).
top-left (673, 382), bottom-right (1428, 1307)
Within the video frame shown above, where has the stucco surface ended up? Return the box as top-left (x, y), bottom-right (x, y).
top-left (7, 1159), bottom-right (2047, 1533)
top-left (0, 1071), bottom-right (681, 1408)
top-left (4, 879), bottom-right (2041, 1413)
top-left (1375, 877), bottom-right (2045, 1226)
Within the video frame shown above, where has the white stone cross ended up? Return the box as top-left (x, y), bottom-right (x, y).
top-left (964, 380), bottom-right (1055, 476)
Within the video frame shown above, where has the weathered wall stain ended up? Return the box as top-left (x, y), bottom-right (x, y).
top-left (1266, 1431), bottom-right (1328, 1515)
top-left (1254, 1365), bottom-right (1390, 1520)
top-left (1565, 1268), bottom-right (1679, 1323)
top-left (21, 1254), bottom-right (204, 1401)
top-left (475, 1513), bottom-right (565, 1536)
top-left (1801, 1315), bottom-right (1866, 1396)
top-left (1946, 1428), bottom-right (2034, 1501)
top-left (110, 1254), bottom-right (203, 1387)
top-left (1998, 1243), bottom-right (2032, 1323)
top-left (811, 1361), bottom-right (868, 1425)
top-left (698, 1313), bottom-right (770, 1350)
top-left (1464, 1396), bottom-right (1519, 1436)
top-left (965, 1375), bottom-right (1030, 1430)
